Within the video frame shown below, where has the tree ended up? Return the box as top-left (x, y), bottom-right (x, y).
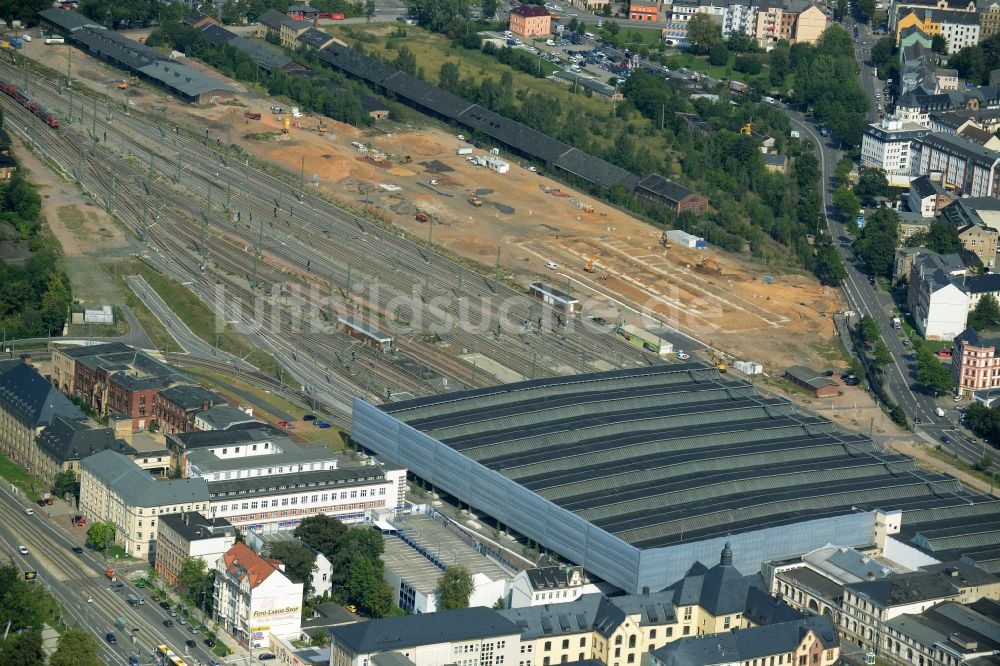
top-left (265, 541), bottom-right (318, 598)
top-left (726, 31), bottom-right (756, 53)
top-left (178, 556), bottom-right (213, 611)
top-left (0, 627), bottom-right (43, 666)
top-left (393, 46), bottom-right (417, 75)
top-left (924, 218), bottom-right (963, 254)
top-left (686, 13), bottom-right (721, 54)
top-left (932, 34), bottom-right (948, 55)
top-left (815, 239), bottom-right (847, 286)
top-left (871, 37), bottom-right (895, 72)
top-left (833, 186), bottom-right (861, 223)
top-left (854, 208), bottom-right (901, 276)
top-left (85, 522), bottom-right (115, 552)
top-left (347, 556), bottom-right (393, 618)
top-left (856, 0), bottom-right (875, 22)
top-left (708, 41), bottom-right (729, 66)
top-left (48, 629), bottom-right (102, 666)
top-left (855, 167), bottom-right (890, 202)
top-left (916, 348), bottom-right (953, 395)
top-left (858, 314), bottom-right (881, 342)
top-left (52, 470), bottom-right (77, 498)
top-left (480, 0), bottom-right (497, 20)
top-left (605, 20), bottom-right (620, 36)
top-left (295, 514), bottom-right (347, 561)
top-left (873, 340), bottom-right (893, 367)
top-left (969, 294), bottom-right (1000, 331)
top-left (769, 44), bottom-right (790, 87)
top-left (435, 565), bottom-right (475, 610)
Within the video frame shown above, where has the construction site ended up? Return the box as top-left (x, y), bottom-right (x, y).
top-left (19, 33), bottom-right (843, 373)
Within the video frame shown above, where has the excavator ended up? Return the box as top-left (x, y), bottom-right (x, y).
top-left (468, 193), bottom-right (483, 207)
top-left (583, 257), bottom-right (596, 273)
top-left (740, 121), bottom-right (752, 136)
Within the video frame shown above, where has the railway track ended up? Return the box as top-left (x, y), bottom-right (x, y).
top-left (1, 62), bottom-right (665, 415)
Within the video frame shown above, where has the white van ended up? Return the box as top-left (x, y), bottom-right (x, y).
top-left (584, 32), bottom-right (596, 40)
top-left (545, 261), bottom-right (558, 270)
top-left (935, 407), bottom-right (946, 418)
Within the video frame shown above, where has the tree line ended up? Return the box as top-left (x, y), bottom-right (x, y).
top-left (0, 130), bottom-right (73, 340)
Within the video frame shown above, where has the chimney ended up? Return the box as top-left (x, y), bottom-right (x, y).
top-left (642, 586), bottom-right (650, 596)
top-left (720, 542), bottom-right (734, 567)
top-left (20, 355), bottom-right (32, 366)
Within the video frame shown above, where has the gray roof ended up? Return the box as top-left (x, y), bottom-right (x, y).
top-left (256, 8), bottom-right (289, 30)
top-left (195, 405), bottom-right (257, 430)
top-left (910, 174), bottom-right (945, 200)
top-left (501, 594), bottom-right (626, 640)
top-left (965, 273), bottom-right (1000, 294)
top-left (376, 365), bottom-right (990, 551)
top-left (137, 59), bottom-right (235, 97)
top-left (171, 425), bottom-right (287, 451)
top-left (228, 37), bottom-right (302, 73)
top-left (920, 133), bottom-right (1000, 169)
top-left (81, 450), bottom-right (209, 506)
top-left (635, 174), bottom-right (697, 203)
top-left (38, 7), bottom-right (103, 33)
top-left (370, 653), bottom-right (414, 666)
top-left (158, 385), bottom-right (225, 412)
top-left (159, 511), bottom-right (235, 542)
top-left (297, 27), bottom-right (334, 50)
top-left (776, 566), bottom-right (843, 601)
top-left (54, 342), bottom-right (135, 358)
top-left (652, 616), bottom-right (839, 666)
top-left (36, 416), bottom-right (127, 465)
top-left (200, 23), bottom-right (239, 47)
top-left (886, 598), bottom-right (1000, 656)
top-left (846, 568), bottom-right (973, 607)
top-left (330, 607), bottom-right (521, 655)
top-left (206, 465), bottom-right (387, 499)
top-left (0, 362), bottom-right (85, 428)
top-left (784, 366), bottom-right (838, 390)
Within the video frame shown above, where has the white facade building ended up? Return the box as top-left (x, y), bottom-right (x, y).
top-left (860, 118), bottom-right (930, 186)
top-left (722, 1), bottom-right (757, 37)
top-left (247, 531), bottom-right (335, 599)
top-left (507, 565), bottom-right (605, 609)
top-left (914, 133), bottom-right (1000, 198)
top-left (214, 542), bottom-right (304, 649)
top-left (939, 13), bottom-right (981, 54)
top-left (907, 252), bottom-right (970, 340)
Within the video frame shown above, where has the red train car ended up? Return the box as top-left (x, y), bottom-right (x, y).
top-left (0, 78), bottom-right (58, 127)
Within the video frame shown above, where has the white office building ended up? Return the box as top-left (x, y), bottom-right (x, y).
top-left (861, 118), bottom-right (930, 186)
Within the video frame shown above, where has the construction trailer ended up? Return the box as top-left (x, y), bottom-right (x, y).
top-left (617, 325), bottom-right (673, 355)
top-left (664, 229), bottom-right (706, 249)
top-left (529, 282), bottom-right (579, 313)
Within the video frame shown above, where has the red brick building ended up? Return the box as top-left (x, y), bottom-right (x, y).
top-left (952, 328), bottom-right (1000, 397)
top-left (634, 174), bottom-right (708, 215)
top-left (154, 385), bottom-right (227, 434)
top-left (629, 1), bottom-right (659, 21)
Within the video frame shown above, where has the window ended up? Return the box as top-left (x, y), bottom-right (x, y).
top-left (799, 657), bottom-right (806, 666)
top-left (614, 649), bottom-right (620, 658)
top-left (649, 630), bottom-right (656, 640)
top-left (724, 616), bottom-right (731, 629)
top-left (627, 656), bottom-right (634, 664)
top-left (667, 628), bottom-right (673, 638)
top-left (615, 637), bottom-right (622, 646)
top-left (544, 642), bottom-right (551, 652)
top-left (580, 638), bottom-right (586, 647)
top-left (562, 640), bottom-right (569, 650)
top-left (683, 627), bottom-right (690, 636)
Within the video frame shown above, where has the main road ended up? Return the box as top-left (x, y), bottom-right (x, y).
top-left (787, 16), bottom-right (994, 472)
top-left (0, 483), bottom-right (220, 666)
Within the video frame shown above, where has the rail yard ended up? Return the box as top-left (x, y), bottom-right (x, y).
top-left (0, 59), bottom-right (665, 424)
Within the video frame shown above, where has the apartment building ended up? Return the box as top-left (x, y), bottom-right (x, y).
top-left (952, 327), bottom-right (1000, 396)
top-left (722, 0), bottom-right (757, 38)
top-left (883, 598), bottom-right (1000, 666)
top-left (330, 607), bottom-right (523, 666)
top-left (914, 133), bottom-right (1000, 197)
top-left (79, 449), bottom-right (210, 561)
top-left (629, 0), bottom-right (658, 21)
top-left (890, 0), bottom-right (977, 33)
top-left (0, 359), bottom-right (84, 478)
top-left (982, 2), bottom-right (1000, 40)
top-left (861, 118), bottom-right (930, 186)
top-left (839, 561), bottom-right (1000, 655)
top-left (939, 197), bottom-right (1000, 268)
top-left (509, 6), bottom-right (551, 37)
top-left (907, 250), bottom-right (970, 340)
top-left (247, 531), bottom-right (333, 599)
top-left (213, 542), bottom-right (303, 649)
top-left (651, 616), bottom-right (840, 666)
top-left (753, 0), bottom-right (827, 49)
top-left (937, 11), bottom-right (981, 53)
top-left (907, 175), bottom-right (954, 218)
top-left (155, 511), bottom-right (236, 588)
top-left (508, 565), bottom-right (604, 609)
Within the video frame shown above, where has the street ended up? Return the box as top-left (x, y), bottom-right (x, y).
top-left (786, 15), bottom-right (994, 472)
top-left (0, 484), bottom-right (221, 666)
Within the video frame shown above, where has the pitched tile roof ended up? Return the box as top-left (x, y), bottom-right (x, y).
top-left (223, 542), bottom-right (281, 588)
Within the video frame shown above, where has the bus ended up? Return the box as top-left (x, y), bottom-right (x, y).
top-left (154, 645), bottom-right (188, 666)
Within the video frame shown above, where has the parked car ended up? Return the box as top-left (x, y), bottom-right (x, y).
top-left (315, 421), bottom-right (332, 429)
top-left (177, 617), bottom-right (187, 625)
top-left (159, 601), bottom-right (170, 610)
top-left (259, 655), bottom-right (277, 662)
top-left (303, 414), bottom-right (317, 421)
top-left (204, 639), bottom-right (217, 648)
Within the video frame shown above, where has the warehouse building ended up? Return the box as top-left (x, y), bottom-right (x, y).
top-left (351, 364), bottom-right (998, 594)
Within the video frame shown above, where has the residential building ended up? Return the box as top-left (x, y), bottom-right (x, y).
top-left (154, 384), bottom-right (226, 434)
top-left (939, 197), bottom-right (1000, 268)
top-left (167, 425), bottom-right (286, 473)
top-left (907, 175), bottom-right (954, 218)
top-left (255, 8), bottom-right (289, 39)
top-left (247, 531), bottom-right (333, 598)
top-left (181, 11), bottom-right (219, 29)
top-left (892, 0), bottom-right (978, 36)
top-left (937, 10), bottom-right (981, 54)
top-left (861, 118), bottom-right (930, 186)
top-left (381, 513), bottom-right (514, 614)
top-left (754, 1), bottom-right (827, 49)
top-left (914, 133), bottom-right (1000, 197)
top-left (155, 511), bottom-right (236, 588)
top-left (763, 545), bottom-right (896, 625)
top-left (900, 211), bottom-right (932, 240)
top-left (214, 542), bottom-right (303, 648)
top-left (49, 342), bottom-right (133, 395)
top-left (952, 327), bottom-right (1000, 396)
top-left (789, 3), bottom-right (827, 44)
top-left (0, 359), bottom-right (84, 478)
top-left (650, 616), bottom-right (840, 666)
top-left (669, 0), bottom-right (700, 23)
top-left (899, 25), bottom-right (933, 60)
top-left (883, 598), bottom-right (1000, 666)
top-left (79, 450), bottom-right (210, 561)
top-left (329, 607), bottom-right (522, 666)
top-left (193, 405), bottom-right (257, 431)
top-left (508, 565), bottom-right (604, 609)
top-left (721, 0), bottom-right (757, 38)
top-left (839, 561), bottom-right (1000, 654)
top-left (958, 124), bottom-right (1000, 150)
top-left (907, 250), bottom-right (970, 340)
top-left (629, 1), bottom-right (658, 21)
top-left (965, 272), bottom-right (1000, 307)
top-left (509, 6), bottom-right (551, 37)
top-left (634, 175), bottom-right (708, 214)
top-left (296, 26), bottom-right (336, 51)
top-left (983, 2), bottom-right (1000, 40)
top-left (895, 247), bottom-right (965, 281)
top-left (35, 416), bottom-right (129, 486)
